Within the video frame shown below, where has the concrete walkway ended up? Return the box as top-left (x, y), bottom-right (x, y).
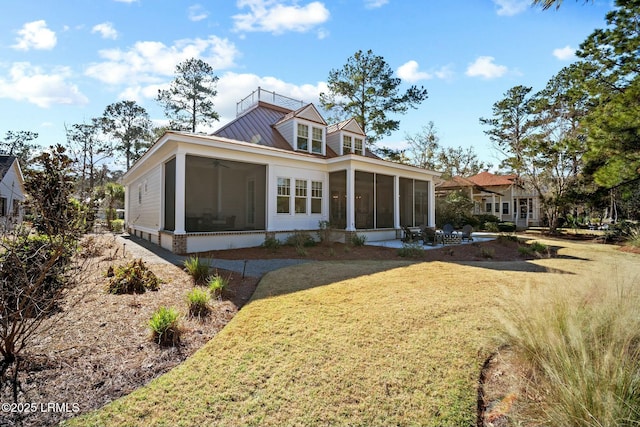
top-left (116, 234), bottom-right (310, 277)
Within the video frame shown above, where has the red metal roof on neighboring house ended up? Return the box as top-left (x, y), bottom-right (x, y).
top-left (436, 175), bottom-right (477, 189)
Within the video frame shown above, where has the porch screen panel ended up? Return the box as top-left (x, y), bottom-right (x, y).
top-left (399, 178), bottom-right (414, 227)
top-left (414, 180), bottom-right (429, 227)
top-left (355, 171), bottom-right (374, 229)
top-left (329, 171), bottom-right (346, 229)
top-left (375, 174), bottom-right (394, 228)
top-left (164, 158), bottom-right (176, 231)
top-left (184, 155), bottom-right (266, 232)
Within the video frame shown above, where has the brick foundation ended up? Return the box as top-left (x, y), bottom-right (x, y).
top-left (172, 233), bottom-right (187, 254)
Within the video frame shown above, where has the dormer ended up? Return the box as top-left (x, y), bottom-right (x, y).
top-left (326, 118), bottom-right (367, 156)
top-left (274, 104), bottom-right (327, 155)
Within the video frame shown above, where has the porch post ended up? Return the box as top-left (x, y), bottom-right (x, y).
top-left (174, 150), bottom-right (186, 234)
top-left (428, 180), bottom-right (435, 228)
top-left (393, 175), bottom-right (400, 229)
top-left (346, 167), bottom-right (355, 231)
top-left (124, 184), bottom-right (129, 231)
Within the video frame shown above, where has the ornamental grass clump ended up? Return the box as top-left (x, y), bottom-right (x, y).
top-left (186, 288), bottom-right (210, 318)
top-left (149, 306), bottom-right (181, 347)
top-left (496, 277), bottom-right (640, 426)
top-left (207, 273), bottom-right (229, 299)
top-left (184, 256), bottom-right (210, 285)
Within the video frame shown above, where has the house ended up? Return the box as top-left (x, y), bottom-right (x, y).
top-left (123, 88), bottom-right (440, 254)
top-left (0, 156), bottom-right (26, 229)
top-left (436, 171), bottom-right (541, 228)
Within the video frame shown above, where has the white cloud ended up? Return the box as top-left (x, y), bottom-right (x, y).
top-left (0, 62), bottom-right (88, 108)
top-left (12, 20), bottom-right (57, 51)
top-left (397, 60), bottom-right (432, 83)
top-left (465, 56), bottom-right (508, 79)
top-left (553, 45), bottom-right (576, 60)
top-left (364, 0), bottom-right (388, 9)
top-left (492, 0), bottom-right (528, 16)
top-left (92, 22), bottom-right (119, 40)
top-left (188, 4), bottom-right (209, 21)
top-left (233, 0), bottom-right (330, 34)
top-left (85, 36), bottom-right (240, 86)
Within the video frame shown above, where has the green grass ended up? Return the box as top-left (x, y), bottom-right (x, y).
top-left (66, 239), bottom-right (639, 426)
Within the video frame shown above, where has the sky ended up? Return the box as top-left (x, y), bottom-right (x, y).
top-left (0, 0), bottom-right (613, 170)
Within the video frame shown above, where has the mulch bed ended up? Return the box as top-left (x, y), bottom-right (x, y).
top-left (0, 233), bottom-right (560, 426)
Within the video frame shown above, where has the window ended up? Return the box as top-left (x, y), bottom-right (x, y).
top-left (343, 135), bottom-right (352, 154)
top-left (311, 181), bottom-right (322, 214)
top-left (297, 124), bottom-right (309, 151)
top-left (295, 179), bottom-right (307, 213)
top-left (138, 185), bottom-right (142, 204)
top-left (495, 203), bottom-right (499, 213)
top-left (312, 127), bottom-right (323, 154)
top-left (354, 138), bottom-right (363, 155)
top-left (502, 202), bottom-right (509, 215)
top-left (485, 202), bottom-right (491, 213)
top-left (0, 198), bottom-right (6, 216)
top-left (277, 178), bottom-right (290, 213)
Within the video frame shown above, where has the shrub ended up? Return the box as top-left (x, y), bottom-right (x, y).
top-left (262, 236), bottom-right (281, 251)
top-left (475, 214), bottom-right (500, 226)
top-left (517, 246), bottom-right (532, 256)
top-left (496, 278), bottom-right (640, 426)
top-left (186, 288), bottom-right (210, 318)
top-left (484, 222), bottom-right (500, 232)
top-left (480, 247), bottom-right (494, 259)
top-left (529, 241), bottom-right (548, 253)
top-left (496, 234), bottom-right (519, 244)
top-left (208, 273), bottom-right (229, 298)
top-left (110, 219), bottom-right (124, 233)
top-left (317, 220), bottom-right (335, 245)
top-left (350, 234), bottom-right (367, 246)
top-left (183, 256), bottom-right (210, 285)
top-left (285, 230), bottom-right (316, 248)
top-left (497, 222), bottom-right (516, 232)
top-left (79, 234), bottom-right (103, 258)
top-left (397, 242), bottom-right (424, 258)
top-left (105, 259), bottom-right (160, 294)
top-left (149, 306), bottom-right (181, 346)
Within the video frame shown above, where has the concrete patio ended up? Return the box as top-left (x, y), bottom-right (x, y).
top-left (366, 232), bottom-right (497, 250)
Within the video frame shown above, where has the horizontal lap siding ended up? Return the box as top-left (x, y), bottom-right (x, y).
top-left (128, 165), bottom-right (162, 231)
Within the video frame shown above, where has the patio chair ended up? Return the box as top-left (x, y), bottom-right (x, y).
top-left (461, 224), bottom-right (473, 242)
top-left (421, 226), bottom-right (437, 246)
top-left (401, 226), bottom-right (420, 243)
top-left (442, 223), bottom-right (454, 234)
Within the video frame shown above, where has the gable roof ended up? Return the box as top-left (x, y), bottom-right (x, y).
top-left (468, 171), bottom-right (517, 187)
top-left (436, 175), bottom-right (477, 189)
top-left (274, 103), bottom-right (327, 126)
top-left (0, 156), bottom-right (17, 180)
top-left (326, 118), bottom-right (365, 136)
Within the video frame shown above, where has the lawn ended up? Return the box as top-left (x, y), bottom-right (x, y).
top-left (66, 238), bottom-right (639, 427)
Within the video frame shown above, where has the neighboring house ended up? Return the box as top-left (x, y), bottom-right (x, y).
top-left (123, 88), bottom-right (440, 253)
top-left (0, 155), bottom-right (26, 230)
top-left (436, 171), bottom-right (541, 228)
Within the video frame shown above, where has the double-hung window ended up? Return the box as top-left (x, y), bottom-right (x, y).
top-left (354, 138), bottom-right (363, 155)
top-left (343, 135), bottom-right (352, 154)
top-left (277, 178), bottom-right (291, 213)
top-left (297, 124), bottom-right (309, 151)
top-left (295, 179), bottom-right (307, 214)
top-left (311, 127), bottom-right (323, 154)
top-left (311, 181), bottom-right (322, 214)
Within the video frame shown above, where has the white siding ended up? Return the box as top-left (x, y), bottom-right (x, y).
top-left (275, 120), bottom-right (294, 147)
top-left (326, 131), bottom-right (341, 156)
top-left (127, 164), bottom-right (162, 231)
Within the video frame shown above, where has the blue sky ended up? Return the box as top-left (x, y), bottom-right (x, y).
top-left (0, 0), bottom-right (612, 169)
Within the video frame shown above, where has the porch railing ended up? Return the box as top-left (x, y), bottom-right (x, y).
top-left (236, 87), bottom-right (305, 116)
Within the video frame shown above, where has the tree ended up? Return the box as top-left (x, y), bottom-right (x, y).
top-left (1, 145), bottom-right (86, 406)
top-left (157, 58), bottom-right (220, 133)
top-left (66, 119), bottom-right (113, 202)
top-left (406, 122), bottom-right (440, 170)
top-left (320, 49), bottom-right (429, 146)
top-left (0, 131), bottom-right (38, 169)
top-left (102, 100), bottom-right (152, 170)
top-left (479, 85), bottom-right (535, 175)
top-left (576, 0), bottom-right (640, 188)
top-left (437, 146), bottom-right (491, 179)
top-left (531, 0), bottom-right (592, 10)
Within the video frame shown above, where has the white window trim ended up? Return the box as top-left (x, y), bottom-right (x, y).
top-left (341, 131), bottom-right (366, 156)
top-left (294, 120), bottom-right (325, 155)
